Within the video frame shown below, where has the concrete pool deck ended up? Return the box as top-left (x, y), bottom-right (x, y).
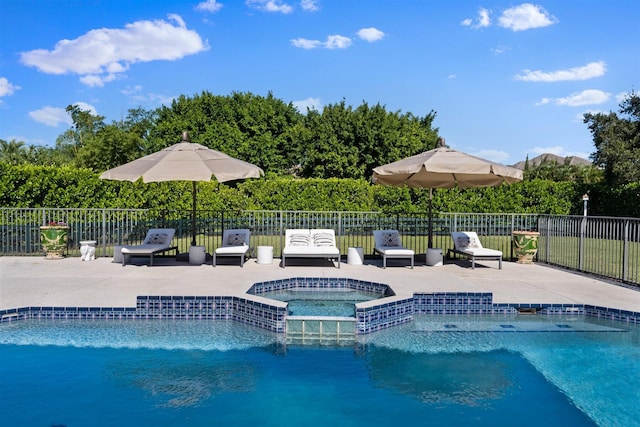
top-left (1, 255), bottom-right (639, 314)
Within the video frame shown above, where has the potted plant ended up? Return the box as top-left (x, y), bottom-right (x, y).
top-left (40, 221), bottom-right (70, 259)
top-left (512, 230), bottom-right (540, 264)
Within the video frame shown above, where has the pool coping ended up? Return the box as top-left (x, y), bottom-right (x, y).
top-left (2, 256), bottom-right (639, 333)
top-left (3, 291), bottom-right (639, 333)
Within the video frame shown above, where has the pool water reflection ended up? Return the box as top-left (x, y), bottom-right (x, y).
top-left (1, 316), bottom-right (638, 427)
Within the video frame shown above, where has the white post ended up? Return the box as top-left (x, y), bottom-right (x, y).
top-left (582, 194), bottom-right (589, 217)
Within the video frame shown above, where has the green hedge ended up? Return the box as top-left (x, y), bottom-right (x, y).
top-left (1, 164), bottom-right (638, 216)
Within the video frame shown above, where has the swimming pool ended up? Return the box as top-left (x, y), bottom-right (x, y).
top-left (1, 315), bottom-right (638, 427)
top-left (262, 289), bottom-right (382, 316)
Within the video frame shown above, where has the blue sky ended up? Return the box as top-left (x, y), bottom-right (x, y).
top-left (1, 0), bottom-right (638, 165)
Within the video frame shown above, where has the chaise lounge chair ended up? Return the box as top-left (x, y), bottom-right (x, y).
top-left (448, 231), bottom-right (502, 269)
top-left (213, 229), bottom-right (251, 267)
top-left (282, 229), bottom-right (341, 268)
top-left (373, 230), bottom-right (414, 268)
top-left (120, 228), bottom-right (178, 266)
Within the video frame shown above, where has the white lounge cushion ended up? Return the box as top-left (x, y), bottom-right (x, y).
top-left (459, 247), bottom-right (502, 256)
top-left (119, 228), bottom-right (177, 266)
top-left (283, 245), bottom-right (339, 255)
top-left (450, 231), bottom-right (502, 269)
top-left (213, 229), bottom-right (252, 267)
top-left (282, 229), bottom-right (340, 267)
top-left (372, 229), bottom-right (414, 268)
top-left (375, 247), bottom-right (415, 256)
top-left (215, 245), bottom-right (249, 255)
top-left (121, 244), bottom-right (171, 255)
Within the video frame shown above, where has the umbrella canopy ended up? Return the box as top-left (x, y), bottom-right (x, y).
top-left (372, 146), bottom-right (523, 189)
top-left (372, 142), bottom-right (523, 248)
top-left (100, 133), bottom-right (264, 246)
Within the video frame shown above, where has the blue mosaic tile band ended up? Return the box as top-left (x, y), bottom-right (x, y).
top-left (2, 278), bottom-right (639, 332)
top-left (413, 292), bottom-right (495, 315)
top-left (356, 298), bottom-right (414, 334)
top-left (248, 277), bottom-right (393, 297)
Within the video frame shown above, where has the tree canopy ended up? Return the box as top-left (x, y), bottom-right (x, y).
top-left (2, 90), bottom-right (638, 217)
top-left (584, 91), bottom-right (640, 185)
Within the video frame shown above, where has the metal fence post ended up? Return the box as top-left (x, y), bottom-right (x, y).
top-left (101, 209), bottom-right (107, 257)
top-left (579, 216), bottom-right (586, 271)
top-left (623, 219), bottom-right (629, 282)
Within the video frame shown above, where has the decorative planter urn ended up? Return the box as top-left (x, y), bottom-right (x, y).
top-left (512, 230), bottom-right (540, 264)
top-left (40, 225), bottom-right (70, 259)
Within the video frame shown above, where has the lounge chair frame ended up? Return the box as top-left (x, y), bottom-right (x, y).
top-left (213, 229), bottom-right (251, 267)
top-left (120, 228), bottom-right (178, 266)
top-left (282, 229), bottom-right (340, 268)
top-left (448, 231), bottom-right (502, 269)
top-left (373, 230), bottom-right (415, 269)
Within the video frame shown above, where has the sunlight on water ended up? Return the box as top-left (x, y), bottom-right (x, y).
top-left (1, 315), bottom-right (638, 427)
top-left (0, 319), bottom-right (281, 351)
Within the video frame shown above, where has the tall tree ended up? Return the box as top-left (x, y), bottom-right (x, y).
top-left (298, 100), bottom-right (439, 179)
top-left (585, 91), bottom-right (640, 184)
top-left (76, 107), bottom-right (154, 171)
top-left (0, 139), bottom-right (27, 164)
top-left (149, 91), bottom-right (303, 175)
top-left (55, 105), bottom-right (106, 166)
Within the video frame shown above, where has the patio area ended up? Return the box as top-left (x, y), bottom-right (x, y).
top-left (2, 255), bottom-right (639, 314)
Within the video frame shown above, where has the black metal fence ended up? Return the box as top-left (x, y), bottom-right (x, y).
top-left (1, 208), bottom-right (637, 286)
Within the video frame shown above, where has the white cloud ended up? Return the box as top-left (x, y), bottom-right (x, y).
top-left (293, 97), bottom-right (322, 113)
top-left (462, 8), bottom-right (491, 29)
top-left (300, 0), bottom-right (319, 12)
top-left (325, 35), bottom-right (352, 49)
top-left (246, 0), bottom-right (293, 13)
top-left (20, 14), bottom-right (207, 87)
top-left (72, 102), bottom-right (98, 115)
top-left (477, 8), bottom-right (491, 28)
top-left (121, 85), bottom-right (143, 96)
top-left (536, 90), bottom-right (611, 107)
top-left (291, 35), bottom-right (351, 49)
top-left (80, 73), bottom-right (119, 88)
top-left (556, 90), bottom-right (610, 106)
top-left (291, 38), bottom-right (323, 49)
top-left (616, 91), bottom-right (630, 103)
top-left (29, 106), bottom-right (72, 127)
top-left (515, 61), bottom-right (606, 82)
top-left (447, 74), bottom-right (457, 79)
top-left (498, 3), bottom-right (557, 31)
top-left (121, 85), bottom-right (175, 106)
top-left (28, 102), bottom-right (97, 127)
top-left (472, 149), bottom-right (511, 164)
top-left (491, 45), bottom-right (510, 54)
top-left (195, 0), bottom-right (223, 12)
top-left (357, 27), bottom-right (385, 42)
top-left (0, 77), bottom-right (20, 99)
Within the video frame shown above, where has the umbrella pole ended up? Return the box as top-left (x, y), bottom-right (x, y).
top-left (428, 188), bottom-right (433, 249)
top-left (191, 181), bottom-right (197, 246)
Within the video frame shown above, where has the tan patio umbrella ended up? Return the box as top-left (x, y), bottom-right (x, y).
top-left (372, 139), bottom-right (523, 248)
top-left (100, 132), bottom-right (264, 246)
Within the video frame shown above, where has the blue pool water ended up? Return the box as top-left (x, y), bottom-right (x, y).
top-left (261, 289), bottom-right (380, 316)
top-left (1, 316), bottom-right (639, 427)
